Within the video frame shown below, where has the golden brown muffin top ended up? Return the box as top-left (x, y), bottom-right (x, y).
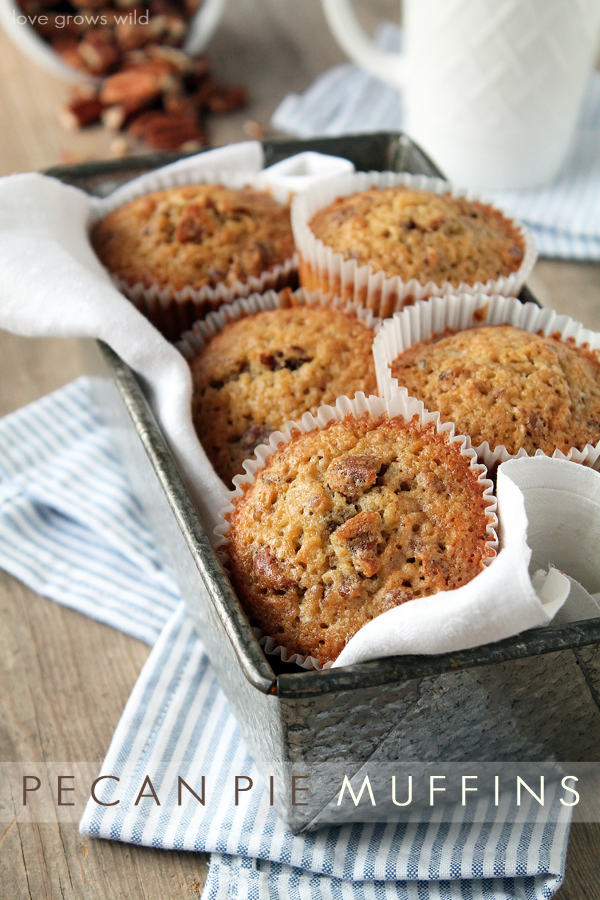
top-left (91, 184), bottom-right (295, 293)
top-left (308, 186), bottom-right (524, 288)
top-left (226, 412), bottom-right (494, 665)
top-left (391, 324), bottom-right (600, 456)
top-left (190, 305), bottom-right (377, 487)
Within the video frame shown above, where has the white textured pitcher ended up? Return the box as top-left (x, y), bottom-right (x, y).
top-left (321, 0), bottom-right (600, 189)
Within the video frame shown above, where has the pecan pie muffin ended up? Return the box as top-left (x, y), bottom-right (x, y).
top-left (226, 412), bottom-right (495, 665)
top-left (307, 186), bottom-right (524, 289)
top-left (391, 324), bottom-right (600, 456)
top-left (190, 306), bottom-right (377, 486)
top-left (91, 183), bottom-right (295, 294)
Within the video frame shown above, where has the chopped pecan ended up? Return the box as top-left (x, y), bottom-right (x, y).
top-left (420, 554), bottom-right (450, 587)
top-left (204, 83), bottom-right (248, 114)
top-left (59, 94), bottom-right (103, 130)
top-left (175, 202), bottom-right (216, 243)
top-left (78, 30), bottom-right (120, 75)
top-left (253, 547), bottom-right (295, 590)
top-left (259, 351), bottom-right (282, 370)
top-left (163, 91), bottom-right (200, 118)
top-left (114, 16), bottom-right (155, 51)
top-left (325, 455), bottom-right (380, 499)
top-left (379, 587), bottom-right (412, 612)
top-left (148, 12), bottom-right (187, 45)
top-left (331, 510), bottom-right (383, 577)
top-left (258, 348), bottom-right (310, 372)
top-left (410, 209), bottom-right (445, 231)
top-left (127, 111), bottom-right (206, 149)
top-left (100, 67), bottom-right (163, 112)
top-left (101, 104), bottom-right (128, 131)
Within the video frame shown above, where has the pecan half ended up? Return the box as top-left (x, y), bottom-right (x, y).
top-left (325, 455), bottom-right (380, 500)
top-left (100, 67), bottom-right (163, 112)
top-left (127, 111), bottom-right (206, 150)
top-left (253, 547), bottom-right (295, 590)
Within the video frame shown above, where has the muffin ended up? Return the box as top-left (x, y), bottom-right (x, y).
top-left (189, 305), bottom-right (378, 486)
top-left (292, 172), bottom-right (536, 318)
top-left (390, 324), bottom-right (600, 457)
top-left (91, 183), bottom-right (297, 338)
top-left (225, 411), bottom-right (496, 665)
top-left (308, 186), bottom-right (524, 288)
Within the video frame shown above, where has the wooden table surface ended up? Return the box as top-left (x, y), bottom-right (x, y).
top-left (1, 1), bottom-right (600, 896)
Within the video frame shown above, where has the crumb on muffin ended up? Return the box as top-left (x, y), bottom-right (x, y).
top-left (308, 186), bottom-right (524, 288)
top-left (190, 305), bottom-right (378, 486)
top-left (91, 184), bottom-right (295, 293)
top-left (391, 324), bottom-right (600, 456)
top-left (226, 412), bottom-right (494, 665)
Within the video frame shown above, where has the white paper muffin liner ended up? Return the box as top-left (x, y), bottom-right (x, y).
top-left (215, 391), bottom-right (499, 670)
top-left (88, 165), bottom-right (299, 341)
top-left (374, 293), bottom-right (600, 470)
top-left (176, 286), bottom-right (381, 360)
top-left (291, 171), bottom-right (537, 319)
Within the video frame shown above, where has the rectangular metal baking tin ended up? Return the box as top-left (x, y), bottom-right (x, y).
top-left (52, 133), bottom-right (600, 832)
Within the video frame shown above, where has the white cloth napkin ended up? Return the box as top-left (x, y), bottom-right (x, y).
top-left (0, 143), bottom-right (352, 538)
top-left (272, 23), bottom-right (600, 261)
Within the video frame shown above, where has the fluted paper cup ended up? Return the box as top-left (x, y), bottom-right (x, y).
top-left (374, 293), bottom-right (600, 469)
top-left (292, 171), bottom-right (537, 319)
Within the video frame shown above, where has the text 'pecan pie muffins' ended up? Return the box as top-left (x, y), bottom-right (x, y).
top-left (375, 293), bottom-right (600, 469)
top-left (91, 182), bottom-right (297, 339)
top-left (221, 395), bottom-right (497, 667)
top-left (185, 291), bottom-right (379, 487)
top-left (292, 171), bottom-right (536, 319)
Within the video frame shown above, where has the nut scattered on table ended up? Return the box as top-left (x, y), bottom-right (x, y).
top-left (17, 0), bottom-right (249, 151)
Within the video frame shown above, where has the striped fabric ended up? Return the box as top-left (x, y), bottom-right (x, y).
top-left (0, 378), bottom-right (179, 645)
top-left (271, 23), bottom-right (600, 262)
top-left (78, 602), bottom-right (570, 899)
top-left (0, 380), bottom-right (571, 898)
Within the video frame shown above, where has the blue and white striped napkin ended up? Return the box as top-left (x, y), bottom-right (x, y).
top-left (0, 378), bottom-right (571, 898)
top-left (272, 23), bottom-right (600, 262)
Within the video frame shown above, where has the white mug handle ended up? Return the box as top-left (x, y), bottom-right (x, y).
top-left (321, 0), bottom-right (406, 88)
top-left (184, 0), bottom-right (227, 56)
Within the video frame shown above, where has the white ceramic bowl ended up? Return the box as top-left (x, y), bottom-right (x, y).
top-left (0, 0), bottom-right (226, 85)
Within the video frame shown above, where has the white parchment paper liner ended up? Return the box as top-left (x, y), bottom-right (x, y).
top-left (177, 286), bottom-right (381, 360)
top-left (89, 165), bottom-right (299, 340)
top-left (374, 293), bottom-right (600, 470)
top-left (291, 171), bottom-right (537, 319)
top-left (215, 391), bottom-right (499, 670)
top-left (498, 457), bottom-right (600, 627)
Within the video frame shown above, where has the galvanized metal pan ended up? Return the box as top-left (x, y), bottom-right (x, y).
top-left (51, 134), bottom-right (600, 832)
